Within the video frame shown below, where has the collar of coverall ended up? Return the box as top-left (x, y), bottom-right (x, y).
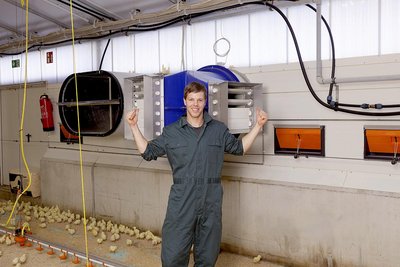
top-left (179, 111), bottom-right (212, 128)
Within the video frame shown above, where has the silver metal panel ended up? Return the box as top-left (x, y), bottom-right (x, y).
top-left (208, 81), bottom-right (264, 164)
top-left (124, 74), bottom-right (162, 141)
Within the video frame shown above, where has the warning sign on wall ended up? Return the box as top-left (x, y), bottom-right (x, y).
top-left (12, 59), bottom-right (20, 68)
top-left (46, 51), bottom-right (53, 64)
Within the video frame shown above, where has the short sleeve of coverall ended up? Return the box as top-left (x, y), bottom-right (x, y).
top-left (223, 127), bottom-right (244, 156)
top-left (141, 133), bottom-right (167, 161)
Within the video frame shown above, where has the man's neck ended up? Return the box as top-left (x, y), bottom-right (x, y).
top-left (186, 115), bottom-right (204, 128)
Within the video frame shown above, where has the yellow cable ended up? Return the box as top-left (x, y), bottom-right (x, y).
top-left (4, 0), bottom-right (32, 228)
top-left (21, 222), bottom-right (30, 236)
top-left (69, 1), bottom-right (90, 265)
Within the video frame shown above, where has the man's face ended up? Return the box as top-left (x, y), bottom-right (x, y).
top-left (184, 91), bottom-right (206, 120)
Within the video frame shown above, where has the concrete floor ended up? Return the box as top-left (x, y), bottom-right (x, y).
top-left (0, 190), bottom-right (285, 267)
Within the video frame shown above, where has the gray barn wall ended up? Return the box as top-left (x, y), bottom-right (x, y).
top-left (1, 54), bottom-right (400, 266)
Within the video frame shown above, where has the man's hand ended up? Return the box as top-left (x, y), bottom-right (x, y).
top-left (242, 107), bottom-right (268, 154)
top-left (126, 108), bottom-right (139, 127)
top-left (256, 107), bottom-right (268, 127)
top-left (125, 108), bottom-right (148, 153)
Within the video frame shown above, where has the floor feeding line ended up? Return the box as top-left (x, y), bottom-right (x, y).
top-left (0, 226), bottom-right (131, 267)
top-left (69, 1), bottom-right (91, 266)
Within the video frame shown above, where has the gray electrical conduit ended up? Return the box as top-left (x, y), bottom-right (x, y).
top-left (315, 0), bottom-right (400, 84)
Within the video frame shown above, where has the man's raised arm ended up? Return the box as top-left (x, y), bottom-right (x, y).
top-left (241, 107), bottom-right (268, 154)
top-left (125, 108), bottom-right (148, 154)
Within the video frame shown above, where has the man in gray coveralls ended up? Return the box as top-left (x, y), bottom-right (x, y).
top-left (126, 81), bottom-right (267, 267)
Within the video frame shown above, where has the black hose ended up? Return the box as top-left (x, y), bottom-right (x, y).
top-left (98, 39), bottom-right (111, 70)
top-left (1, 0), bottom-right (400, 117)
top-left (265, 2), bottom-right (400, 116)
top-left (306, 3), bottom-right (400, 113)
top-left (305, 4), bottom-right (336, 104)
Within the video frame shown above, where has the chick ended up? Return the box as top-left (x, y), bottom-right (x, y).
top-left (19, 254), bottom-right (27, 263)
top-left (109, 245), bottom-right (117, 253)
top-left (68, 228), bottom-right (76, 235)
top-left (6, 235), bottom-right (13, 245)
top-left (253, 255), bottom-right (262, 263)
top-left (100, 231), bottom-right (107, 241)
top-left (110, 234), bottom-right (116, 242)
top-left (12, 257), bottom-right (19, 265)
top-left (152, 237), bottom-right (162, 245)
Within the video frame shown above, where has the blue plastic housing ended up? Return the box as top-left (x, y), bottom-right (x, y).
top-left (164, 65), bottom-right (239, 126)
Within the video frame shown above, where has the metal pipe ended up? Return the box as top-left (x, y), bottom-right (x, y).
top-left (58, 100), bottom-right (121, 106)
top-left (319, 75), bottom-right (400, 84)
top-left (315, 0), bottom-right (400, 84)
top-left (228, 88), bottom-right (253, 94)
top-left (228, 99), bottom-right (252, 106)
top-left (316, 0), bottom-right (323, 83)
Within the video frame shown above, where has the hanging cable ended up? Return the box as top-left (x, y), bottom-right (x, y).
top-left (98, 38), bottom-right (111, 70)
top-left (69, 1), bottom-right (90, 266)
top-left (4, 0), bottom-right (33, 228)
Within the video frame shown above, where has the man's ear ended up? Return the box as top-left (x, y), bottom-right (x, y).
top-left (183, 98), bottom-right (187, 106)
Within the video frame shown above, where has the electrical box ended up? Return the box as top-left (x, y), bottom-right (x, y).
top-left (124, 75), bottom-right (163, 140)
top-left (9, 169), bottom-right (41, 198)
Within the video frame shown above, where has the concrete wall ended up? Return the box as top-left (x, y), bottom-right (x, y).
top-left (2, 54), bottom-right (400, 266)
top-left (40, 150), bottom-right (400, 267)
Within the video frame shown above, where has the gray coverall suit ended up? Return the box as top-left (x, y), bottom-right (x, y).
top-left (142, 112), bottom-right (243, 267)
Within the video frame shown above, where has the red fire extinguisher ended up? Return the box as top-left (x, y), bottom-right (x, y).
top-left (40, 94), bottom-right (54, 131)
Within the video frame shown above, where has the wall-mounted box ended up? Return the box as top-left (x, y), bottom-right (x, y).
top-left (364, 126), bottom-right (400, 164)
top-left (274, 125), bottom-right (325, 158)
top-left (9, 169), bottom-right (40, 197)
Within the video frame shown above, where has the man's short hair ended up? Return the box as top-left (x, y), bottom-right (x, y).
top-left (183, 82), bottom-right (207, 100)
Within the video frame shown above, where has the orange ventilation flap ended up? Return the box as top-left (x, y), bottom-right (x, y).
top-left (274, 126), bottom-right (325, 157)
top-left (364, 129), bottom-right (400, 158)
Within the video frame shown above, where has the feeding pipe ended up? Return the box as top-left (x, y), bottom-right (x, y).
top-left (0, 226), bottom-right (131, 267)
